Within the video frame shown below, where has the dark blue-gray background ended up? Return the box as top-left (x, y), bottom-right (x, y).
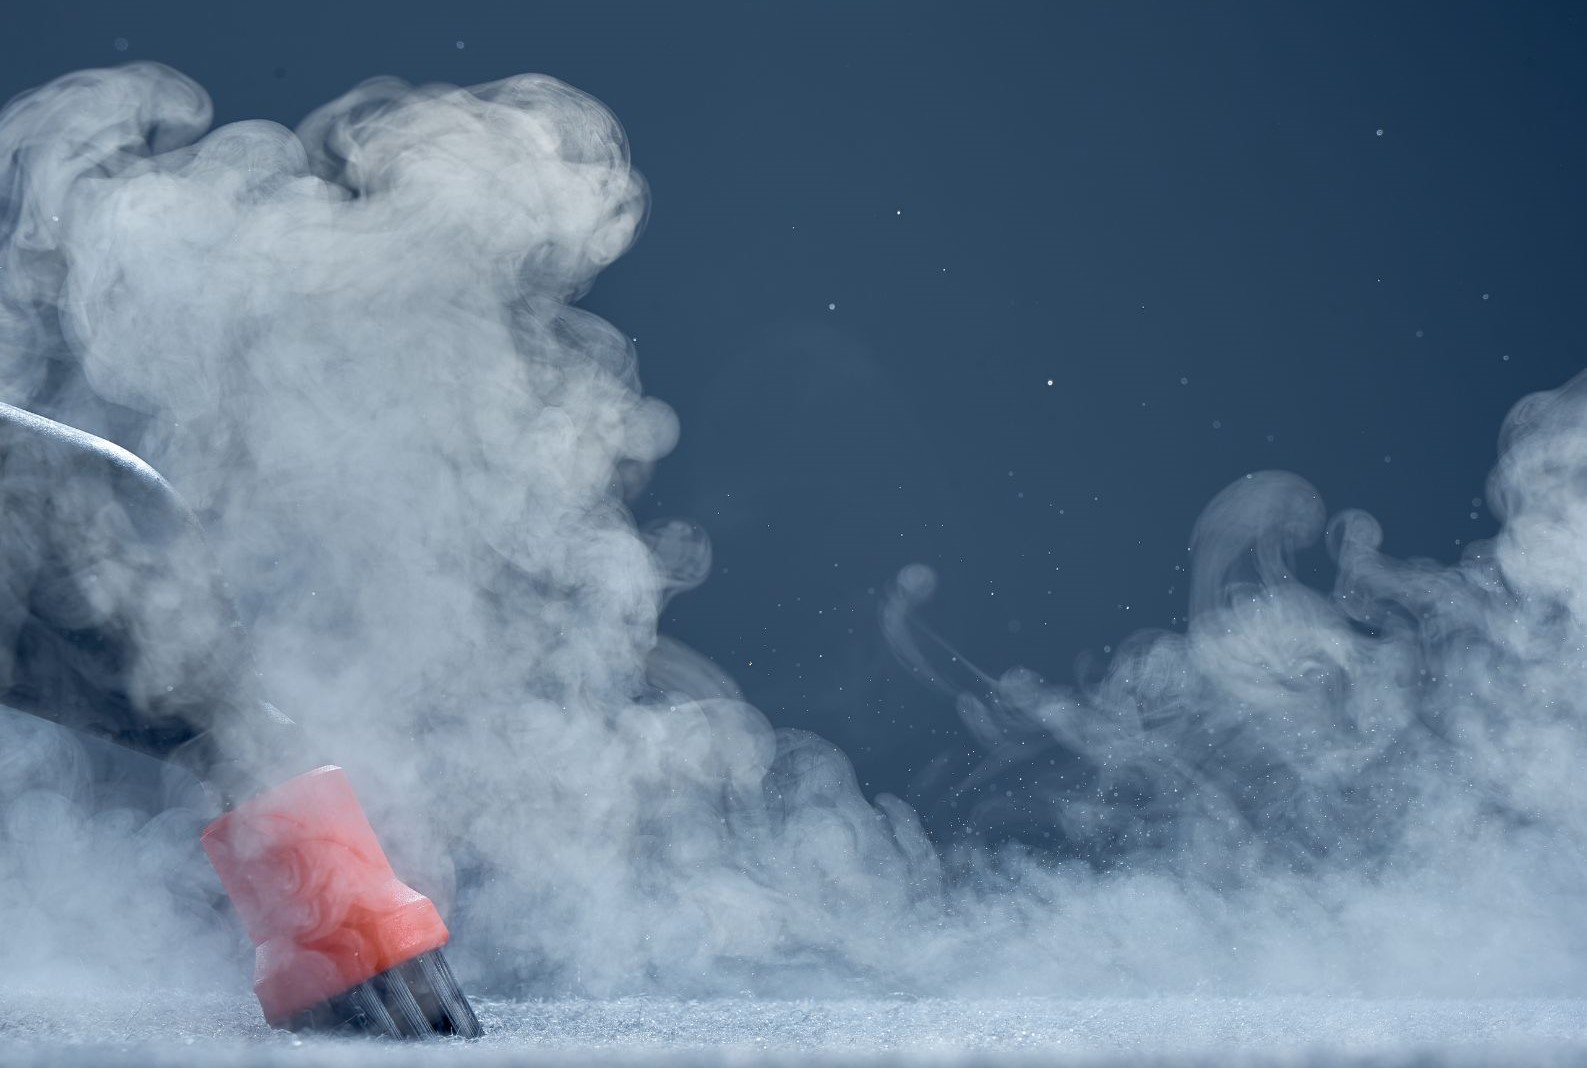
top-left (3, 2), bottom-right (1583, 845)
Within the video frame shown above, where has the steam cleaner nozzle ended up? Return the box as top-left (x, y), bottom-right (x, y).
top-left (201, 765), bottom-right (482, 1038)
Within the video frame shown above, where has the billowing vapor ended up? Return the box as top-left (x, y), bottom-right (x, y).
top-left (0, 61), bottom-right (1585, 1011)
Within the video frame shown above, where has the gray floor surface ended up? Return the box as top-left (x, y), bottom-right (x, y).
top-left (3, 992), bottom-right (1586, 1067)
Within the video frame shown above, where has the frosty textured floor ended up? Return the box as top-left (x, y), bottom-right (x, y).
top-left (2, 992), bottom-right (1586, 1066)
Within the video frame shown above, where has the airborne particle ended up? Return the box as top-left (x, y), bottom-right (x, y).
top-left (455, 40), bottom-right (466, 49)
top-left (828, 302), bottom-right (836, 310)
top-left (113, 37), bottom-right (129, 51)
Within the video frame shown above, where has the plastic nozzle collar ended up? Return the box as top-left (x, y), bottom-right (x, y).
top-left (201, 765), bottom-right (450, 1024)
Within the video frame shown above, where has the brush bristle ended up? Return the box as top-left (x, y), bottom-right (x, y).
top-left (279, 949), bottom-right (482, 1039)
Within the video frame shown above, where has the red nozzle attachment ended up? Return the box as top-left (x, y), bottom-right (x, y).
top-left (201, 766), bottom-right (451, 1025)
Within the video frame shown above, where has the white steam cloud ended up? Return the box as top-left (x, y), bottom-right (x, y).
top-left (0, 61), bottom-right (1585, 1013)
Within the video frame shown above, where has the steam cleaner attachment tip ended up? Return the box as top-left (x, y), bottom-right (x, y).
top-left (201, 766), bottom-right (482, 1038)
